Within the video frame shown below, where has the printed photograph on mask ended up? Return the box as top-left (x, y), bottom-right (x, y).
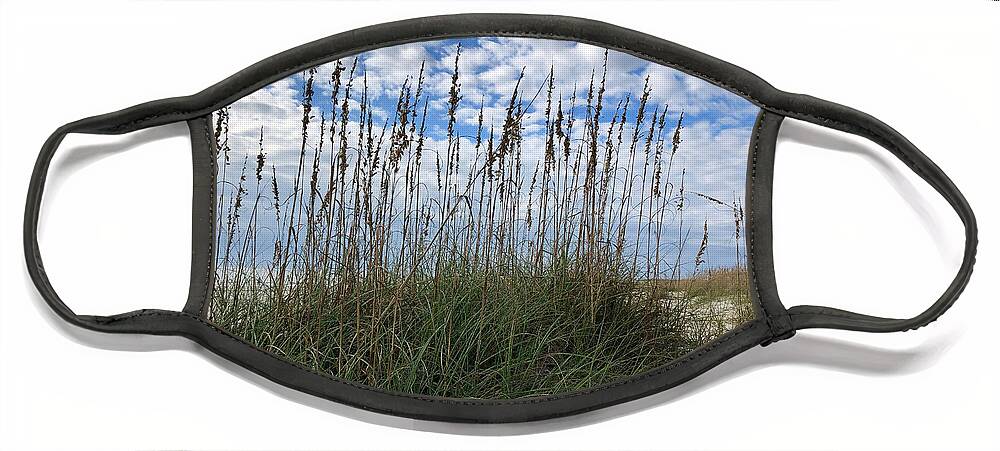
top-left (208, 37), bottom-right (759, 399)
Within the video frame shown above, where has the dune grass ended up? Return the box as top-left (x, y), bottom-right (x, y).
top-left (209, 44), bottom-right (755, 399)
top-left (212, 264), bottom-right (750, 398)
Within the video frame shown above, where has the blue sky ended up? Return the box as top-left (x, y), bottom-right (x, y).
top-left (216, 37), bottom-right (759, 276)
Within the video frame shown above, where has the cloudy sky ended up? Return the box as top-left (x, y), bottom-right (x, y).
top-left (216, 37), bottom-right (759, 276)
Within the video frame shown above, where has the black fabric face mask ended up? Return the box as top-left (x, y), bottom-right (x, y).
top-left (25, 14), bottom-right (977, 423)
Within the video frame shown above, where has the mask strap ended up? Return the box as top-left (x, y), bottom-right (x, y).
top-left (25, 103), bottom-right (203, 334)
top-left (769, 98), bottom-right (977, 333)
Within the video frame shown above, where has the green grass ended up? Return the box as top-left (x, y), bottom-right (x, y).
top-left (211, 264), bottom-right (751, 399)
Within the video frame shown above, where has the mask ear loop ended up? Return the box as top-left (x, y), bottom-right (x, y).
top-left (24, 105), bottom-right (204, 335)
top-left (768, 97), bottom-right (978, 333)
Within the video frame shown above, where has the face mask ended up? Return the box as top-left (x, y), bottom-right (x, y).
top-left (25, 14), bottom-right (977, 423)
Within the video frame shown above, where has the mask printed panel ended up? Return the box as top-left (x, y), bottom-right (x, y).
top-left (209, 37), bottom-right (759, 399)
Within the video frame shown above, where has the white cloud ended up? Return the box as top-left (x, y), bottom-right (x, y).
top-left (215, 37), bottom-right (759, 275)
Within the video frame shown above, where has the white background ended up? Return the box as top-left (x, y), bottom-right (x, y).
top-left (1, 1), bottom-right (997, 449)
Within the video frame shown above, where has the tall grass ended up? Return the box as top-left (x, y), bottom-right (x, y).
top-left (210, 46), bottom-right (754, 399)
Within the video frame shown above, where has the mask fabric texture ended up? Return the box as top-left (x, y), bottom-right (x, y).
top-left (209, 37), bottom-right (759, 399)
